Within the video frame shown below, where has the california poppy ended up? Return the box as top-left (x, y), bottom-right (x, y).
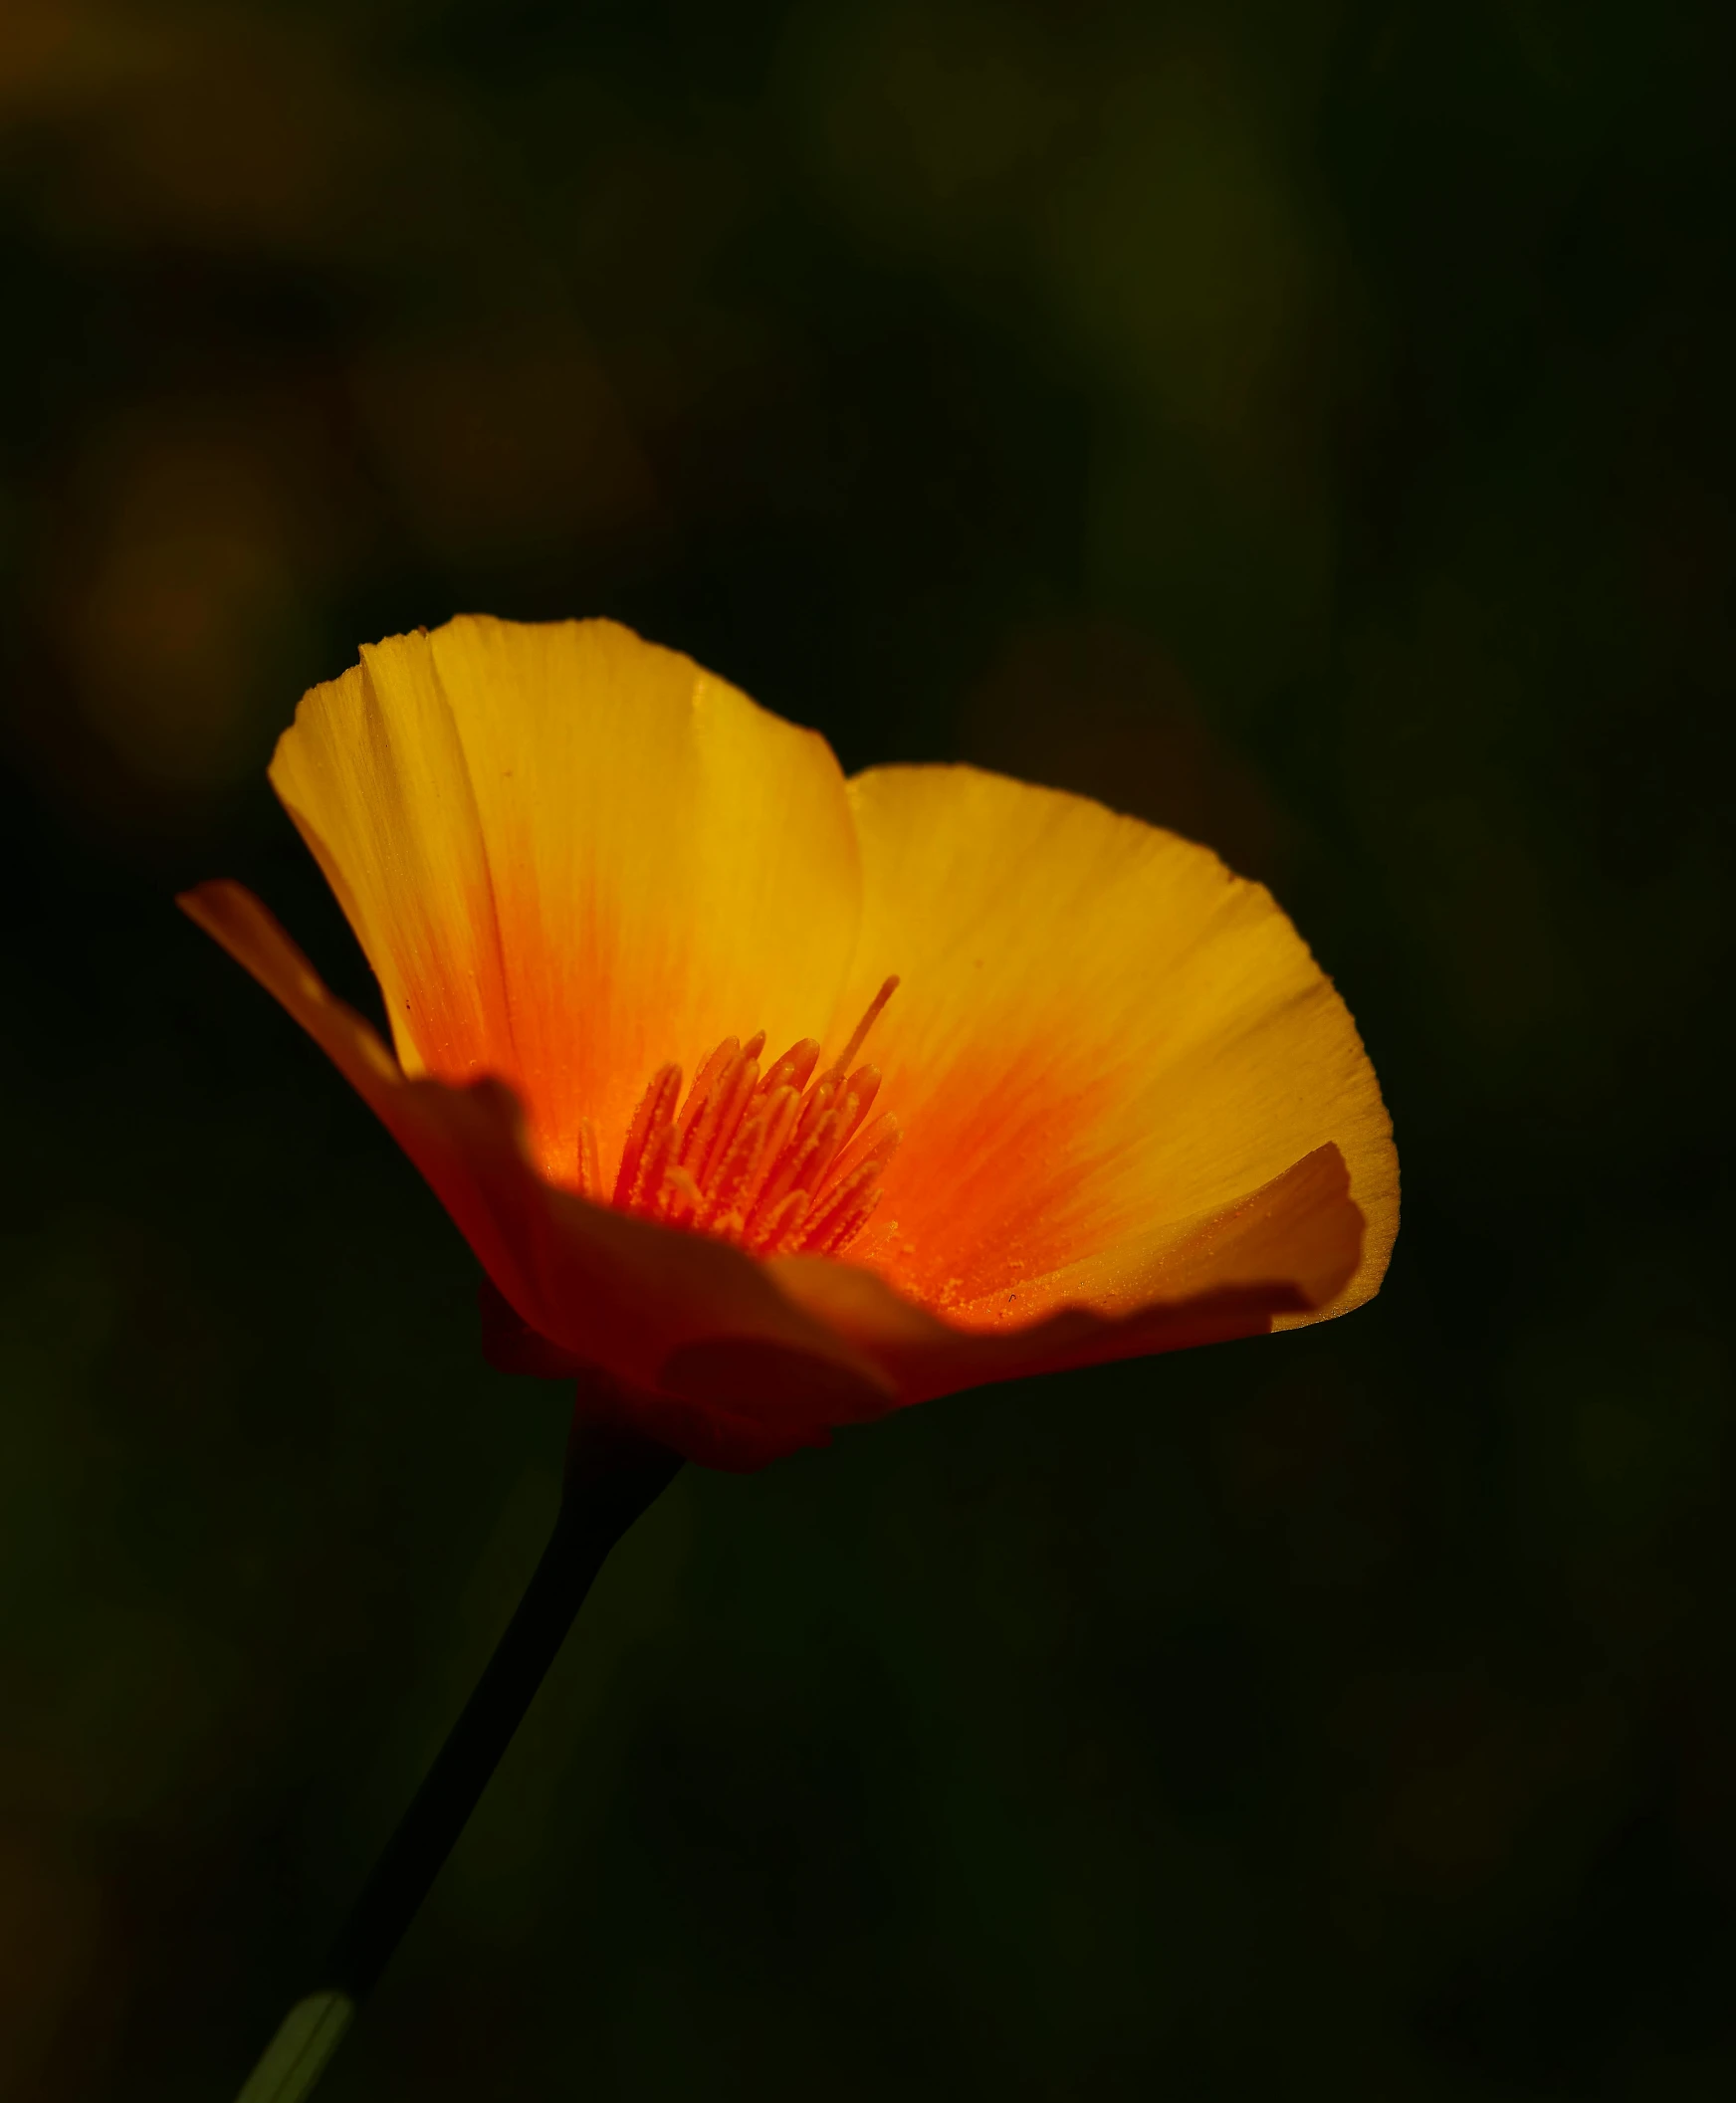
top-left (181, 616), bottom-right (1397, 1470)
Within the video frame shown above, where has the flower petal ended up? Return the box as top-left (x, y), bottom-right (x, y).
top-left (767, 1142), bottom-right (1363, 1403)
top-left (268, 616), bottom-right (863, 1188)
top-left (829, 765), bottom-right (1398, 1326)
top-left (475, 1287), bottom-right (876, 1472)
top-left (177, 881), bottom-right (895, 1453)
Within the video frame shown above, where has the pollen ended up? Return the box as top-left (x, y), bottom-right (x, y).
top-left (577, 976), bottom-right (902, 1260)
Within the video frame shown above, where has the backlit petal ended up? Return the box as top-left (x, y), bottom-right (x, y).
top-left (177, 880), bottom-right (894, 1458)
top-left (268, 617), bottom-right (863, 1188)
top-left (829, 766), bottom-right (1398, 1326)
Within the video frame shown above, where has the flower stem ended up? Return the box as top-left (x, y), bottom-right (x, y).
top-left (231, 1419), bottom-right (684, 2102)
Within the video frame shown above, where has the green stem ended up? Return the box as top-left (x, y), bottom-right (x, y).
top-left (230, 1419), bottom-right (683, 2102)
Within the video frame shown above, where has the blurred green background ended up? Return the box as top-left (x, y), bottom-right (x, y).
top-left (3, 1), bottom-right (1733, 2096)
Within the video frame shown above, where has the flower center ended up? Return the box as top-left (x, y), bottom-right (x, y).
top-left (576, 977), bottom-right (902, 1260)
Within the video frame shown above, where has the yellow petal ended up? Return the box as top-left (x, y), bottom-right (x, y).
top-left (829, 765), bottom-right (1398, 1325)
top-left (268, 616), bottom-right (863, 1187)
top-left (176, 881), bottom-right (894, 1437)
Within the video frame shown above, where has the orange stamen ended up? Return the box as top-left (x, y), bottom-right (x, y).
top-left (615, 1062), bottom-right (682, 1207)
top-left (757, 1038), bottom-right (820, 1098)
top-left (749, 1186), bottom-right (811, 1256)
top-left (576, 1117), bottom-right (602, 1200)
top-left (634, 1107), bottom-right (679, 1215)
top-left (599, 980), bottom-right (901, 1260)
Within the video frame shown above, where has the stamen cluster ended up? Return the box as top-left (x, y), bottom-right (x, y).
top-left (578, 978), bottom-right (901, 1259)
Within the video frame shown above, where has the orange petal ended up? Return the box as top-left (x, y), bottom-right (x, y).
top-left (767, 1143), bottom-right (1363, 1404)
top-left (267, 617), bottom-right (862, 1189)
top-left (827, 765), bottom-right (1398, 1328)
top-left (177, 880), bottom-right (894, 1458)
top-left (475, 1281), bottom-right (888, 1471)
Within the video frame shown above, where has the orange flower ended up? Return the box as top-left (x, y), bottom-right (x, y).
top-left (181, 617), bottom-right (1398, 1470)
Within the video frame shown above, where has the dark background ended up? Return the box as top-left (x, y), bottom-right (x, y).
top-left (3, 2), bottom-right (1733, 2097)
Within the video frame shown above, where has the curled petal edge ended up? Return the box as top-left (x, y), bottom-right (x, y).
top-left (764, 1141), bottom-right (1365, 1405)
top-left (485, 1147), bottom-right (1365, 1469)
top-left (182, 882), bottom-right (1367, 1471)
